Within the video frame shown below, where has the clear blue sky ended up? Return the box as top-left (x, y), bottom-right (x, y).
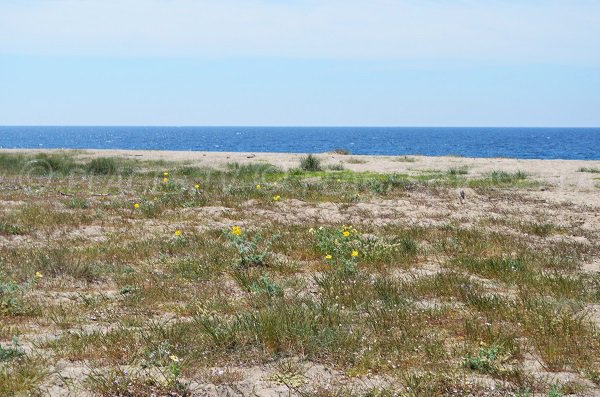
top-left (1, 0), bottom-right (599, 126)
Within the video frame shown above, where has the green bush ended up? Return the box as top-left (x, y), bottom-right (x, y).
top-left (299, 154), bottom-right (322, 171)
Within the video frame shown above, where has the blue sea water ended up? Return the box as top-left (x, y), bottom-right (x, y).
top-left (0, 126), bottom-right (599, 160)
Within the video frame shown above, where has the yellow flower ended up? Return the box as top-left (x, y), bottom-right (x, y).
top-left (273, 195), bottom-right (281, 201)
top-left (351, 250), bottom-right (359, 257)
top-left (342, 231), bottom-right (350, 237)
top-left (231, 226), bottom-right (242, 236)
top-left (35, 271), bottom-right (43, 279)
top-left (194, 183), bottom-right (200, 189)
top-left (256, 184), bottom-right (261, 190)
top-left (133, 203), bottom-right (140, 209)
top-left (325, 254), bottom-right (332, 260)
top-left (174, 230), bottom-right (182, 236)
top-left (169, 354), bottom-right (180, 363)
top-left (163, 177), bottom-right (169, 183)
top-left (163, 172), bottom-right (169, 177)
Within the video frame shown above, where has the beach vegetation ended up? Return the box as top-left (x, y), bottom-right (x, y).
top-left (299, 154), bottom-right (322, 171)
top-left (0, 152), bottom-right (598, 395)
top-left (345, 157), bottom-right (367, 164)
top-left (577, 167), bottom-right (600, 173)
top-left (447, 166), bottom-right (469, 175)
top-left (331, 148), bottom-right (351, 155)
top-left (87, 157), bottom-right (118, 175)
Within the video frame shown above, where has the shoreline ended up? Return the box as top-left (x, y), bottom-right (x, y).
top-left (3, 147), bottom-right (600, 163)
top-left (2, 148), bottom-right (600, 180)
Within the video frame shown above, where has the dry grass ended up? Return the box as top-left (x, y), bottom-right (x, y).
top-left (0, 152), bottom-right (599, 396)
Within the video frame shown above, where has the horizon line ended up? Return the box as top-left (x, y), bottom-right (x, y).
top-left (1, 125), bottom-right (599, 129)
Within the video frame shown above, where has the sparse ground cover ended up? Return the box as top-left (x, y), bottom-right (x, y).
top-left (1, 151), bottom-right (599, 396)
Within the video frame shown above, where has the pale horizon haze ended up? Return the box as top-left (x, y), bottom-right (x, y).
top-left (0, 0), bottom-right (599, 127)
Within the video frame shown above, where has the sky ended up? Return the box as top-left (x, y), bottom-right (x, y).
top-left (0, 0), bottom-right (599, 126)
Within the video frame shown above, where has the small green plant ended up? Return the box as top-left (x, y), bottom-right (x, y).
top-left (249, 273), bottom-right (283, 298)
top-left (463, 345), bottom-right (501, 374)
top-left (0, 337), bottom-right (25, 362)
top-left (119, 285), bottom-right (137, 295)
top-left (312, 225), bottom-right (360, 258)
top-left (225, 226), bottom-right (276, 268)
top-left (0, 222), bottom-right (26, 236)
top-left (299, 154), bottom-right (322, 171)
top-left (547, 384), bottom-right (563, 397)
top-left (268, 359), bottom-right (307, 388)
top-left (167, 354), bottom-right (182, 385)
top-left (313, 226), bottom-right (361, 274)
top-left (0, 272), bottom-right (36, 317)
top-left (137, 200), bottom-right (163, 218)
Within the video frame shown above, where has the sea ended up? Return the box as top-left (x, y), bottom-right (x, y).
top-left (0, 126), bottom-right (599, 160)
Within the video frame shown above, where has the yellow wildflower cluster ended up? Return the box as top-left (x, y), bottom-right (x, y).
top-left (174, 230), bottom-right (182, 236)
top-left (273, 195), bottom-right (281, 201)
top-left (231, 225), bottom-right (242, 236)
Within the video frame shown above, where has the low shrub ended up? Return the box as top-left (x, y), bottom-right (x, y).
top-left (299, 154), bottom-right (322, 171)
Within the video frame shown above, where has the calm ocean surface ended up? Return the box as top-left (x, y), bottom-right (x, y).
top-left (0, 127), bottom-right (599, 160)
